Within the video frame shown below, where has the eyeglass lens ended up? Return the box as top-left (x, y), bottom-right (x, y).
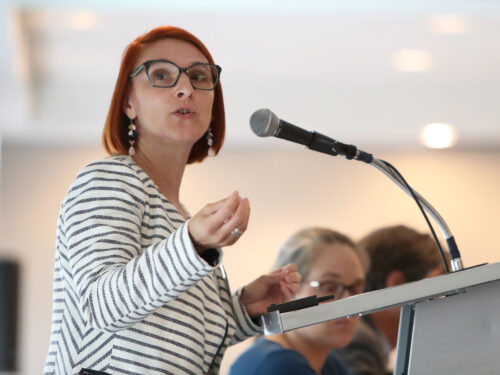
top-left (147, 61), bottom-right (218, 89)
top-left (309, 280), bottom-right (364, 297)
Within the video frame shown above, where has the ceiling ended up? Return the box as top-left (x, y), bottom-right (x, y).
top-left (1, 0), bottom-right (499, 151)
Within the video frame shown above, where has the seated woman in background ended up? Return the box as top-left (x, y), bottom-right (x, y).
top-left (229, 227), bottom-right (367, 375)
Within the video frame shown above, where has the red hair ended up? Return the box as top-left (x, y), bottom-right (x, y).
top-left (102, 26), bottom-right (225, 163)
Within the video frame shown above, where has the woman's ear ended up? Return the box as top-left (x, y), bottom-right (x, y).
top-left (385, 270), bottom-right (406, 288)
top-left (122, 92), bottom-right (136, 120)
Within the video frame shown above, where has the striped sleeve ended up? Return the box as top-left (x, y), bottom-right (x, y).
top-left (63, 161), bottom-right (216, 332)
top-left (229, 287), bottom-right (263, 344)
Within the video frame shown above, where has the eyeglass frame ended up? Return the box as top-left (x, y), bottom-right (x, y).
top-left (129, 59), bottom-right (222, 91)
top-left (307, 279), bottom-right (365, 298)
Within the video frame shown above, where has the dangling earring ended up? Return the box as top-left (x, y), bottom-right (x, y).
top-left (207, 125), bottom-right (215, 157)
top-left (128, 119), bottom-right (137, 156)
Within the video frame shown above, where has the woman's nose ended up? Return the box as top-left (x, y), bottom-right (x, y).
top-left (175, 73), bottom-right (194, 99)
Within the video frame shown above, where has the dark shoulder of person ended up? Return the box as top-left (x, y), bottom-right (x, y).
top-left (229, 338), bottom-right (317, 375)
top-left (323, 351), bottom-right (355, 375)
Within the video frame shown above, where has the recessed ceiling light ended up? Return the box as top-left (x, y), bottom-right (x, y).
top-left (428, 14), bottom-right (469, 35)
top-left (390, 49), bottom-right (433, 72)
top-left (420, 123), bottom-right (457, 149)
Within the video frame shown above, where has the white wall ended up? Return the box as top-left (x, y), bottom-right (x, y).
top-left (1, 143), bottom-right (499, 374)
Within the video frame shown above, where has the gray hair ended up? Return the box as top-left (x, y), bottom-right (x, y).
top-left (273, 227), bottom-right (368, 280)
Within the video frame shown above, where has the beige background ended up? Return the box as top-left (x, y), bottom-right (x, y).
top-left (1, 143), bottom-right (499, 374)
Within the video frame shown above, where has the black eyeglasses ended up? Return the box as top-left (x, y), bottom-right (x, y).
top-left (308, 279), bottom-right (365, 298)
top-left (129, 59), bottom-right (222, 90)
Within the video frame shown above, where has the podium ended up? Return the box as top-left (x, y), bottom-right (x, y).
top-left (260, 261), bottom-right (500, 374)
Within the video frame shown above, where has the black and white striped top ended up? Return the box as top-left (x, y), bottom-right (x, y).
top-left (43, 155), bottom-right (261, 375)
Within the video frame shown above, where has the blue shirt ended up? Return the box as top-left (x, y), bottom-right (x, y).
top-left (229, 337), bottom-right (353, 375)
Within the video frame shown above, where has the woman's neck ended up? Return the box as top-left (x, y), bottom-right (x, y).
top-left (133, 142), bottom-right (190, 218)
top-left (268, 333), bottom-right (329, 374)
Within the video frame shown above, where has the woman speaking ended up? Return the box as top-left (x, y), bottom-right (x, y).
top-left (43, 25), bottom-right (300, 375)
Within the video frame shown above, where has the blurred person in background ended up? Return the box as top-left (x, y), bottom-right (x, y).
top-left (331, 225), bottom-right (446, 375)
top-left (43, 25), bottom-right (301, 375)
top-left (230, 227), bottom-right (367, 375)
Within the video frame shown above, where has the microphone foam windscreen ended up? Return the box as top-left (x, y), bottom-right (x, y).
top-left (249, 108), bottom-right (280, 137)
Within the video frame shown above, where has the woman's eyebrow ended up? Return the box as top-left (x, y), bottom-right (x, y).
top-left (317, 273), bottom-right (365, 285)
top-left (317, 272), bottom-right (341, 279)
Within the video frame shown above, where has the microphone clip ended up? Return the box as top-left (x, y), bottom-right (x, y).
top-left (308, 132), bottom-right (338, 156)
top-left (332, 141), bottom-right (358, 160)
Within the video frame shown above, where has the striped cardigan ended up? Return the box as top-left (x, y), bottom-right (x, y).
top-left (43, 155), bottom-right (261, 375)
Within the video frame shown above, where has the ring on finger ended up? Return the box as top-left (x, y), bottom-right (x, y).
top-left (230, 228), bottom-right (244, 238)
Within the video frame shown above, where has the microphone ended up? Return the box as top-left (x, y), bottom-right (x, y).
top-left (249, 108), bottom-right (373, 163)
top-left (250, 109), bottom-right (463, 272)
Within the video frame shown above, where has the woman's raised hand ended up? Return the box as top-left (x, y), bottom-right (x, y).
top-left (240, 263), bottom-right (302, 318)
top-left (188, 191), bottom-right (250, 253)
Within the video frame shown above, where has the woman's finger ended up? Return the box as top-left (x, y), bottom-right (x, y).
top-left (221, 197), bottom-right (249, 233)
top-left (284, 271), bottom-right (302, 284)
top-left (281, 263), bottom-right (298, 274)
top-left (279, 282), bottom-right (293, 301)
top-left (219, 198), bottom-right (250, 245)
top-left (196, 193), bottom-right (231, 217)
top-left (208, 191), bottom-right (241, 230)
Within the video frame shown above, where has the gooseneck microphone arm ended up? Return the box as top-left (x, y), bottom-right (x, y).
top-left (370, 158), bottom-right (463, 272)
top-left (250, 108), bottom-right (464, 272)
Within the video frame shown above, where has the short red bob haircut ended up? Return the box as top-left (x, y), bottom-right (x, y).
top-left (102, 26), bottom-right (225, 164)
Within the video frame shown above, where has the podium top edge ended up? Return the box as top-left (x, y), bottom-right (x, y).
top-left (262, 261), bottom-right (500, 334)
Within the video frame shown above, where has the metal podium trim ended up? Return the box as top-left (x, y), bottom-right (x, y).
top-left (261, 262), bottom-right (500, 335)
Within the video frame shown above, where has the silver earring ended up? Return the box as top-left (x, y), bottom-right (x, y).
top-left (128, 119), bottom-right (137, 156)
top-left (207, 126), bottom-right (215, 157)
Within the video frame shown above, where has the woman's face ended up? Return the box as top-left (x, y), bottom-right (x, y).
top-left (124, 38), bottom-right (215, 153)
top-left (293, 243), bottom-right (365, 349)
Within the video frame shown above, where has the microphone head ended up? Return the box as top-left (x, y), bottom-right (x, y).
top-left (249, 108), bottom-right (280, 137)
